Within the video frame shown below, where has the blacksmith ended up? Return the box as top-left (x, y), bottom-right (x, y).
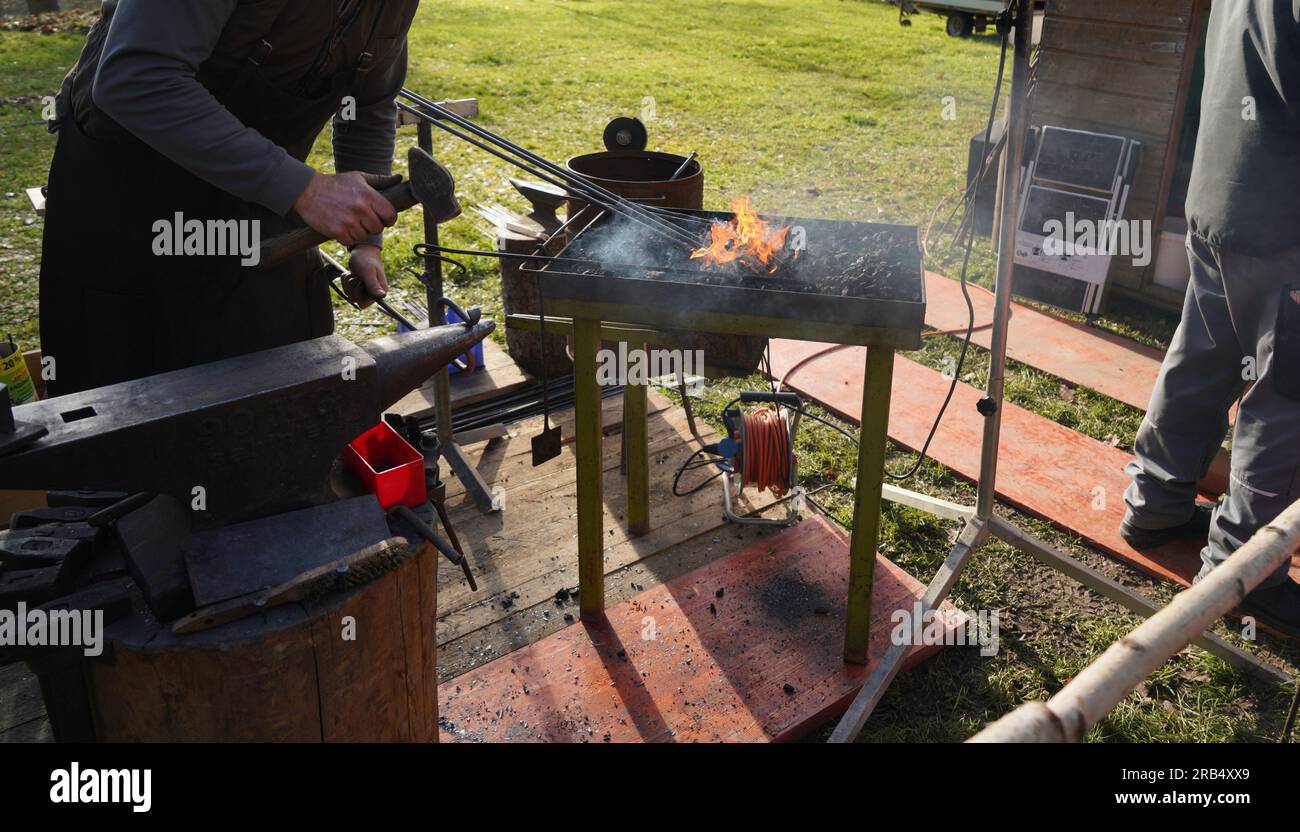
top-left (39, 0), bottom-right (421, 395)
top-left (1121, 0), bottom-right (1300, 635)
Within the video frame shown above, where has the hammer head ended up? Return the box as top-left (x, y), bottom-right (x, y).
top-left (409, 147), bottom-right (461, 224)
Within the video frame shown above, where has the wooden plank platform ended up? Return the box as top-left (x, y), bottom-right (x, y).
top-left (438, 514), bottom-right (961, 743)
top-left (434, 389), bottom-right (785, 647)
top-left (768, 340), bottom-right (1300, 588)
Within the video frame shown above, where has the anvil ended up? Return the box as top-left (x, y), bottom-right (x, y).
top-left (0, 321), bottom-right (494, 524)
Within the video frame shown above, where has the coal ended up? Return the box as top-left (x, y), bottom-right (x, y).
top-left (562, 211), bottom-right (923, 304)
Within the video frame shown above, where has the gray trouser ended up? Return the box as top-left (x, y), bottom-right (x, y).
top-left (1123, 232), bottom-right (1300, 588)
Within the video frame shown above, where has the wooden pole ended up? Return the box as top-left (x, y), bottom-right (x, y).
top-left (970, 497), bottom-right (1300, 742)
top-left (843, 346), bottom-right (895, 664)
top-left (572, 317), bottom-right (605, 622)
top-left (624, 348), bottom-right (650, 536)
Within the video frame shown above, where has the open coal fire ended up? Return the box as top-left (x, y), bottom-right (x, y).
top-left (525, 203), bottom-right (926, 343)
top-left (690, 197), bottom-right (796, 274)
top-left (553, 204), bottom-right (924, 305)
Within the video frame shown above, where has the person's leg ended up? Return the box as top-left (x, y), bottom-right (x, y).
top-left (1199, 244), bottom-right (1300, 591)
top-left (1123, 233), bottom-right (1244, 533)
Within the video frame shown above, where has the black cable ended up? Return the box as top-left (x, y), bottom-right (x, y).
top-left (672, 448), bottom-right (727, 496)
top-left (884, 10), bottom-right (1012, 482)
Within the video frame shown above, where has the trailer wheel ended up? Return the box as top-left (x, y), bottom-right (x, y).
top-left (946, 13), bottom-right (973, 38)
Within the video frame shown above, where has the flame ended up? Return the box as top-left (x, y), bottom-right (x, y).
top-left (690, 197), bottom-right (791, 273)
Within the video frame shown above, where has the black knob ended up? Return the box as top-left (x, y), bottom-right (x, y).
top-left (976, 396), bottom-right (998, 417)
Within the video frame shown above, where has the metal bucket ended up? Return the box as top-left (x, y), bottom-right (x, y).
top-left (564, 150), bottom-right (766, 377)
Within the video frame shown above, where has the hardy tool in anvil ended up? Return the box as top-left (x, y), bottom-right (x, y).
top-left (0, 320), bottom-right (494, 525)
top-left (257, 146), bottom-right (461, 270)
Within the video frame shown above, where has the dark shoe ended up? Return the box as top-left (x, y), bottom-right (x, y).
top-left (1119, 503), bottom-right (1213, 549)
top-left (1239, 580), bottom-right (1300, 639)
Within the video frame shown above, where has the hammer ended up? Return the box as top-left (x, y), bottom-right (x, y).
top-left (257, 147), bottom-right (460, 270)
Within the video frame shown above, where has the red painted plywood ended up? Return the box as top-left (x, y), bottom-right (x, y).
top-left (769, 340), bottom-right (1300, 587)
top-left (924, 272), bottom-right (1165, 412)
top-left (439, 515), bottom-right (964, 743)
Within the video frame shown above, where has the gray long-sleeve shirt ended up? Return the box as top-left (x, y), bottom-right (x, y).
top-left (1186, 0), bottom-right (1300, 256)
top-left (90, 0), bottom-right (407, 234)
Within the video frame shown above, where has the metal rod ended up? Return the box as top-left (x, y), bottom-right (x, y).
top-left (976, 1), bottom-right (1033, 522)
top-left (669, 151), bottom-right (698, 181)
top-left (400, 89), bottom-right (686, 237)
top-left (397, 103), bottom-right (698, 250)
top-left (414, 242), bottom-right (674, 276)
top-left (416, 118), bottom-right (498, 513)
top-left (398, 90), bottom-right (700, 248)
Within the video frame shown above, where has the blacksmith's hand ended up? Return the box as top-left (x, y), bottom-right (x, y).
top-left (292, 171), bottom-right (399, 247)
top-left (346, 245), bottom-right (389, 309)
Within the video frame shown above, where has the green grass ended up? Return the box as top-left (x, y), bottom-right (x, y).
top-left (0, 1), bottom-right (1294, 742)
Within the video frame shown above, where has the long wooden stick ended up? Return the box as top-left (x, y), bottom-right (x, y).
top-left (970, 497), bottom-right (1300, 742)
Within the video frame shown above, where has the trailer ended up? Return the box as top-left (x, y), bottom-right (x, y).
top-left (892, 1), bottom-right (1013, 37)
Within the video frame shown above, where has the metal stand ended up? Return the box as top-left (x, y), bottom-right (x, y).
top-left (829, 2), bottom-right (1286, 743)
top-left (416, 118), bottom-right (498, 512)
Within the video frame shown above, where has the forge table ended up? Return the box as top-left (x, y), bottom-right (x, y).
top-left (508, 207), bottom-right (925, 664)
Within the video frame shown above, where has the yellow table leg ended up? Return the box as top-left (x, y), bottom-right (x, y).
top-left (844, 346), bottom-right (895, 665)
top-left (573, 318), bottom-right (605, 622)
top-left (624, 343), bottom-right (650, 536)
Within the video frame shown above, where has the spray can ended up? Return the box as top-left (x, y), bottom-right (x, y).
top-left (0, 335), bottom-right (38, 404)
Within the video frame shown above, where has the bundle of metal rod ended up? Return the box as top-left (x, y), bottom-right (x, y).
top-left (396, 89), bottom-right (700, 250)
top-left (419, 376), bottom-right (623, 437)
top-left (414, 242), bottom-right (654, 275)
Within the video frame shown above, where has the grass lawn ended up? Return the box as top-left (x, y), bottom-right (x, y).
top-left (1, 1), bottom-right (1295, 742)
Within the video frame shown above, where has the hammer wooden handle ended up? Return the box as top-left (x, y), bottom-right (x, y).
top-left (256, 181), bottom-right (417, 270)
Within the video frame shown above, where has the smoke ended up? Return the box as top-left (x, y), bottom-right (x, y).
top-left (575, 215), bottom-right (703, 273)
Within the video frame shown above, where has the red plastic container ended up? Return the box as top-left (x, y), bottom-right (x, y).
top-left (343, 421), bottom-right (427, 510)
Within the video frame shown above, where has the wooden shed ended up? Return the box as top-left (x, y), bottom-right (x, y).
top-left (1027, 0), bottom-right (1210, 311)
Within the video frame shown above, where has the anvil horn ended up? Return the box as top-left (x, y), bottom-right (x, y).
top-left (364, 320), bottom-right (493, 411)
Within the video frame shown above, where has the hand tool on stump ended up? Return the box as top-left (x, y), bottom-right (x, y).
top-left (171, 537), bottom-right (414, 635)
top-left (257, 147), bottom-right (461, 270)
top-left (388, 503), bottom-right (477, 591)
top-left (0, 320), bottom-right (494, 525)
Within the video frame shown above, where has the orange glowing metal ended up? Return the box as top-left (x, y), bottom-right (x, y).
top-left (691, 197), bottom-right (791, 273)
